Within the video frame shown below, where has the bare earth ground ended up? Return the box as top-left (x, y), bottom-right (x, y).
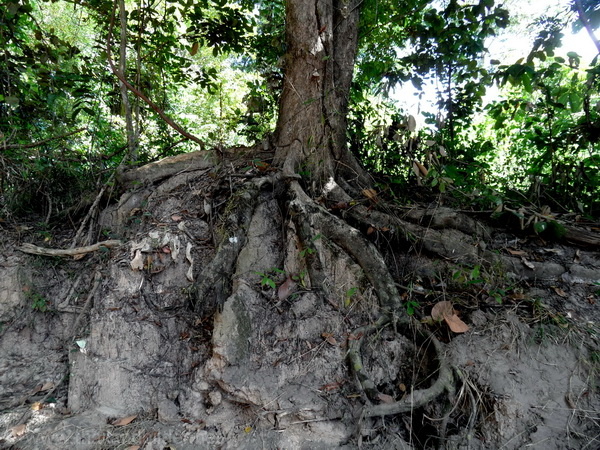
top-left (0, 155), bottom-right (598, 449)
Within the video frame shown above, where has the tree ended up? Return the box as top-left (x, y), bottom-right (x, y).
top-left (4, 1), bottom-right (600, 448)
top-left (191, 0), bottom-right (455, 424)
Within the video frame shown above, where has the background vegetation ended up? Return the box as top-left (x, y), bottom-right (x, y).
top-left (1, 0), bottom-right (598, 222)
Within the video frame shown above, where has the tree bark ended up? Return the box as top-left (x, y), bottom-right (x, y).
top-left (273, 0), bottom-right (369, 191)
top-left (118, 0), bottom-right (138, 162)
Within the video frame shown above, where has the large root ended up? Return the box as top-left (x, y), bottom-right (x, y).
top-left (193, 185), bottom-right (259, 315)
top-left (288, 181), bottom-right (455, 419)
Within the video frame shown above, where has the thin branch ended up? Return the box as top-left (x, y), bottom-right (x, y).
top-left (107, 0), bottom-right (205, 148)
top-left (0, 127), bottom-right (86, 151)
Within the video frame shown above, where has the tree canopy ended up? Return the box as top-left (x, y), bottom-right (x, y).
top-left (0, 0), bottom-right (599, 220)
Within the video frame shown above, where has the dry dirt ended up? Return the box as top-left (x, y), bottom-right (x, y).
top-left (0, 156), bottom-right (598, 449)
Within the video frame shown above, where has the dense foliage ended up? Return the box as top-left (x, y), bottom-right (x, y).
top-left (0, 0), bottom-right (598, 220)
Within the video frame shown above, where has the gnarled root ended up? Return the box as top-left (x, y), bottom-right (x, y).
top-left (193, 185), bottom-right (259, 315)
top-left (288, 180), bottom-right (455, 419)
top-left (351, 318), bottom-right (454, 418)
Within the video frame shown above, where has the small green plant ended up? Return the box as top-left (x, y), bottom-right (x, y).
top-left (299, 234), bottom-right (322, 258)
top-left (292, 270), bottom-right (309, 288)
top-left (255, 268), bottom-right (285, 289)
top-left (488, 287), bottom-right (506, 304)
top-left (299, 247), bottom-right (315, 258)
top-left (427, 167), bottom-right (454, 193)
top-left (28, 291), bottom-right (49, 312)
top-left (36, 222), bottom-right (53, 241)
top-left (452, 264), bottom-right (484, 284)
top-left (404, 298), bottom-right (420, 315)
top-left (344, 287), bottom-right (358, 307)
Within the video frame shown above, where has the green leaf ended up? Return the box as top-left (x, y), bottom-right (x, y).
top-left (522, 73), bottom-right (532, 93)
top-left (4, 96), bottom-right (19, 105)
top-left (533, 221), bottom-right (547, 234)
top-left (569, 92), bottom-right (582, 113)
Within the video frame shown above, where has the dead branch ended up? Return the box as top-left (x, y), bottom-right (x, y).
top-left (18, 239), bottom-right (122, 257)
top-left (71, 173), bottom-right (115, 248)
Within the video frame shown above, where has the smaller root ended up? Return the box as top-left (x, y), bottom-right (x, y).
top-left (193, 185), bottom-right (259, 315)
top-left (348, 315), bottom-right (455, 418)
top-left (346, 316), bottom-right (390, 399)
top-left (287, 180), bottom-right (456, 419)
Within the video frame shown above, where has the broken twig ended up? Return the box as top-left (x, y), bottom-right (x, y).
top-left (18, 239), bottom-right (122, 257)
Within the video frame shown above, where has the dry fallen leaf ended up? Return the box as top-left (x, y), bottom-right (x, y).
top-left (431, 301), bottom-right (453, 321)
top-left (73, 253), bottom-right (86, 261)
top-left (362, 188), bottom-right (378, 202)
top-left (40, 381), bottom-right (55, 391)
top-left (431, 301), bottom-right (469, 333)
top-left (130, 250), bottom-right (144, 271)
top-left (171, 214), bottom-right (183, 222)
top-left (553, 287), bottom-right (568, 298)
top-left (112, 415), bottom-right (137, 427)
top-left (11, 424), bottom-right (26, 437)
top-left (377, 393), bottom-right (395, 404)
top-left (277, 276), bottom-right (296, 301)
top-left (321, 332), bottom-right (338, 346)
top-left (444, 313), bottom-right (470, 333)
top-left (506, 248), bottom-right (527, 256)
top-left (521, 256), bottom-right (535, 270)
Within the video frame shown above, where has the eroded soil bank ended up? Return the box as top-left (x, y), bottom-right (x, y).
top-left (1, 152), bottom-right (598, 449)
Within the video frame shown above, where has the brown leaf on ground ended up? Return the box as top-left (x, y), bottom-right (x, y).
top-left (321, 332), bottom-right (338, 346)
top-left (553, 286), bottom-right (568, 297)
top-left (11, 424), bottom-right (26, 437)
top-left (112, 415), bottom-right (137, 426)
top-left (130, 250), bottom-right (144, 271)
top-left (278, 276), bottom-right (296, 301)
top-left (378, 393), bottom-right (395, 404)
top-left (444, 313), bottom-right (470, 333)
top-left (431, 301), bottom-right (469, 333)
top-left (521, 256), bottom-right (535, 269)
top-left (431, 301), bottom-right (453, 321)
top-left (507, 248), bottom-right (527, 256)
top-left (362, 188), bottom-right (378, 202)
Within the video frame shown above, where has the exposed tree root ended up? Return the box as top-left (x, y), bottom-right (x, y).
top-left (193, 185), bottom-right (259, 315)
top-left (359, 322), bottom-right (454, 418)
top-left (287, 180), bottom-right (456, 420)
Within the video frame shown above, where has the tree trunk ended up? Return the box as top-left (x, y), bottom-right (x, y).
top-left (118, 0), bottom-right (138, 162)
top-left (274, 0), bottom-right (369, 191)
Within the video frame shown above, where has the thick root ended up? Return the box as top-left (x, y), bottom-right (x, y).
top-left (288, 181), bottom-right (455, 418)
top-left (193, 185), bottom-right (259, 315)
